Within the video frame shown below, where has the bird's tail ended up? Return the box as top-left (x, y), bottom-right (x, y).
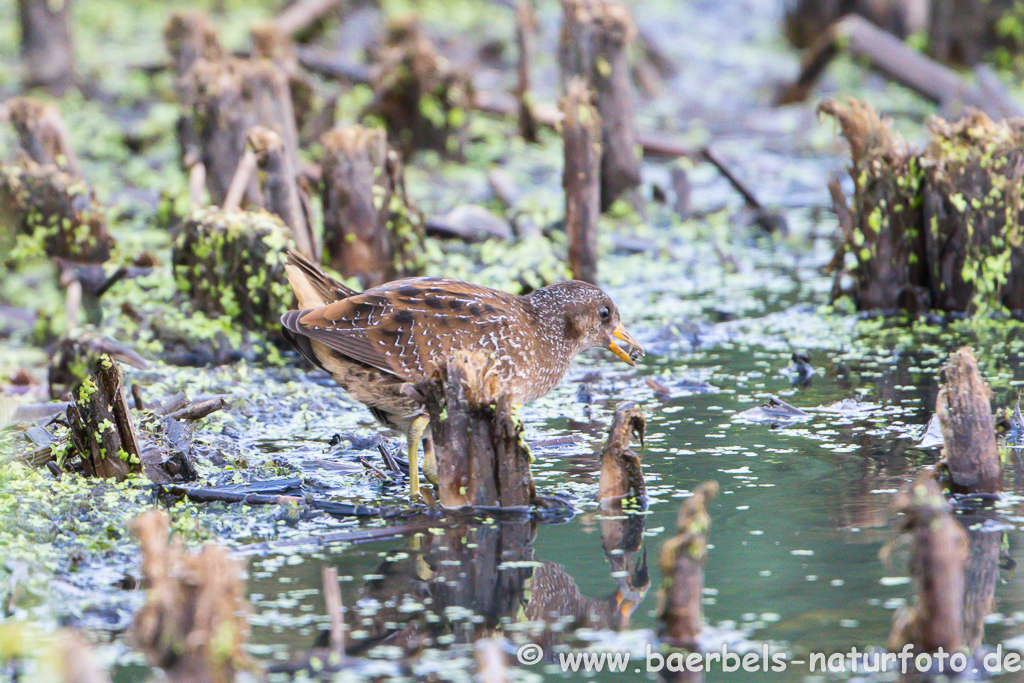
top-left (284, 249), bottom-right (358, 309)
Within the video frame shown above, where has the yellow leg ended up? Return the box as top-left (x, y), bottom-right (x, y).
top-left (407, 414), bottom-right (430, 500)
top-left (422, 434), bottom-right (438, 486)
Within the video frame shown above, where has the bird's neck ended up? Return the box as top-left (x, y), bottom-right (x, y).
top-left (518, 289), bottom-right (588, 400)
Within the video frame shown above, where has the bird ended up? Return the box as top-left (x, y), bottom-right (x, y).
top-left (280, 249), bottom-right (644, 499)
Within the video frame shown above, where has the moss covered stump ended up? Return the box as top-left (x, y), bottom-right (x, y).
top-left (171, 208), bottom-right (296, 340)
top-left (0, 160), bottom-right (113, 264)
top-left (823, 99), bottom-right (1024, 314)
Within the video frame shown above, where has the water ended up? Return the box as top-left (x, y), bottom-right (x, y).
top-left (221, 303), bottom-right (1024, 682)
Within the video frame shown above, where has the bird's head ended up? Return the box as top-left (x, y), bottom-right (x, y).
top-left (528, 281), bottom-right (645, 366)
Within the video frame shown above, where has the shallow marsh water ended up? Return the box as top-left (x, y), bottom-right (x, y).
top-left (3, 0), bottom-right (1024, 682)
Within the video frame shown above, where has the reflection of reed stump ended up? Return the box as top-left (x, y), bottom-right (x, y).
top-left (888, 473), bottom-right (967, 654)
top-left (823, 99), bottom-right (1024, 314)
top-left (171, 208), bottom-right (296, 339)
top-left (367, 18), bottom-right (473, 160)
top-left (418, 350), bottom-right (536, 509)
top-left (131, 510), bottom-right (249, 683)
top-left (657, 480), bottom-right (718, 649)
top-left (319, 126), bottom-right (424, 289)
top-left (937, 346), bottom-right (1001, 494)
top-left (66, 355), bottom-right (142, 481)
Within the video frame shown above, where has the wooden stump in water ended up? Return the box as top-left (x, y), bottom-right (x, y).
top-left (888, 472), bottom-right (968, 655)
top-left (250, 20), bottom-right (325, 146)
top-left (367, 18), bottom-right (473, 160)
top-left (65, 355), bottom-right (143, 481)
top-left (0, 160), bottom-right (113, 263)
top-left (558, 0), bottom-right (595, 91)
top-left (559, 0), bottom-right (641, 211)
top-left (319, 125), bottom-right (424, 289)
top-left (562, 78), bottom-right (601, 286)
top-left (182, 59), bottom-right (260, 207)
top-left (937, 347), bottom-right (1001, 494)
top-left (928, 0), bottom-right (1021, 67)
top-left (591, 2), bottom-right (640, 211)
top-left (171, 207), bottom-right (297, 340)
top-left (597, 401), bottom-right (646, 506)
top-left (822, 99), bottom-right (1024, 314)
top-left (657, 480), bottom-right (718, 649)
top-left (18, 0), bottom-right (75, 93)
top-left (418, 350), bottom-right (536, 509)
top-left (515, 1), bottom-right (540, 144)
top-left (130, 510), bottom-right (249, 683)
top-left (164, 11), bottom-right (223, 184)
top-left (181, 56), bottom-right (303, 211)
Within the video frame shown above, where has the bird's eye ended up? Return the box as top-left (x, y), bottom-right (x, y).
top-left (598, 306), bottom-right (610, 321)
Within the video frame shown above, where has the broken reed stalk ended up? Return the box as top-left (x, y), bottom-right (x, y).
top-left (419, 350), bottom-right (536, 509)
top-left (131, 510), bottom-right (250, 683)
top-left (319, 125), bottom-right (424, 289)
top-left (821, 99), bottom-right (1024, 314)
top-left (247, 126), bottom-right (314, 257)
top-left (559, 0), bottom-right (641, 210)
top-left (888, 473), bottom-right (968, 655)
top-left (48, 333), bottom-right (148, 400)
top-left (164, 11), bottom-right (223, 185)
top-left (18, 0), bottom-right (75, 93)
top-left (937, 347), bottom-right (1001, 494)
top-left (657, 480), bottom-right (718, 649)
top-left (597, 401), bottom-right (646, 506)
top-left (56, 630), bottom-right (113, 683)
top-left (251, 20), bottom-right (297, 68)
top-left (558, 0), bottom-right (594, 92)
top-left (183, 59), bottom-right (261, 207)
top-left (515, 1), bottom-right (539, 143)
top-left (561, 78), bottom-right (601, 285)
top-left (65, 355), bottom-right (142, 481)
top-left (251, 21), bottom-right (333, 150)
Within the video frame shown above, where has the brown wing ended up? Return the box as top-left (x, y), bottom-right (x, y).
top-left (290, 277), bottom-right (523, 381)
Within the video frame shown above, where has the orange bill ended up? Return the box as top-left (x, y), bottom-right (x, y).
top-left (609, 323), bottom-right (644, 367)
